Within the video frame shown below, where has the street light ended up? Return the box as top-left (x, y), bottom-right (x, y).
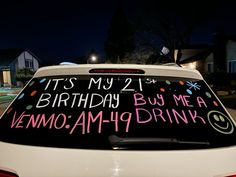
top-left (91, 55), bottom-right (97, 62)
top-left (88, 54), bottom-right (98, 64)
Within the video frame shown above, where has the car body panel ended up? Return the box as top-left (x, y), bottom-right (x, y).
top-left (1, 141), bottom-right (236, 177)
top-left (0, 64), bottom-right (235, 177)
top-left (34, 64), bottom-right (203, 80)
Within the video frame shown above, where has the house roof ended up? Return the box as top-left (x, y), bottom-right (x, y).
top-left (178, 48), bottom-right (212, 64)
top-left (0, 48), bottom-right (41, 66)
top-left (177, 44), bottom-right (211, 49)
top-left (177, 35), bottom-right (236, 64)
top-left (0, 48), bottom-right (25, 66)
top-left (176, 45), bottom-right (212, 64)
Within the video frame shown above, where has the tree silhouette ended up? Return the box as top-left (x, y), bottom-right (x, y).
top-left (131, 0), bottom-right (220, 63)
top-left (213, 29), bottom-right (227, 72)
top-left (104, 7), bottom-right (135, 63)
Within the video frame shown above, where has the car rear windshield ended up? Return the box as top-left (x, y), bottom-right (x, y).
top-left (0, 75), bottom-right (236, 150)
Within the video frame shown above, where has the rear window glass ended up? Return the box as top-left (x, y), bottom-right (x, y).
top-left (0, 75), bottom-right (236, 150)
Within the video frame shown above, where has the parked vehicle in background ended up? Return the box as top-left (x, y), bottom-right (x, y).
top-left (0, 64), bottom-right (236, 177)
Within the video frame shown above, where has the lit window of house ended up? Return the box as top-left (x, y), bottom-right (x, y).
top-left (25, 59), bottom-right (33, 69)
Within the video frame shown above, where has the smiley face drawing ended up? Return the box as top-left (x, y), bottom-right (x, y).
top-left (207, 111), bottom-right (235, 134)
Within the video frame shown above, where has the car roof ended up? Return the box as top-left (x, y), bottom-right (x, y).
top-left (34, 63), bottom-right (203, 80)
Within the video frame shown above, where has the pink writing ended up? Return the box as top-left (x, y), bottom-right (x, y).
top-left (135, 108), bottom-right (205, 125)
top-left (11, 112), bottom-right (68, 129)
top-left (173, 94), bottom-right (193, 107)
top-left (11, 111), bottom-right (132, 135)
top-left (197, 96), bottom-right (207, 108)
top-left (70, 111), bottom-right (132, 135)
top-left (133, 93), bottom-right (164, 106)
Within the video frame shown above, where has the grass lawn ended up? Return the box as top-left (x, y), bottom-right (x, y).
top-left (0, 87), bottom-right (21, 103)
top-left (0, 95), bottom-right (17, 103)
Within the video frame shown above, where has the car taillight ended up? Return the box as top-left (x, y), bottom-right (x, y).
top-left (224, 174), bottom-right (236, 177)
top-left (0, 169), bottom-right (18, 177)
top-left (89, 68), bottom-right (145, 74)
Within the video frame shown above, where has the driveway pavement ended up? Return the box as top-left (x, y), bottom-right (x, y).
top-left (227, 108), bottom-right (236, 122)
top-left (0, 102), bottom-right (10, 116)
top-left (0, 87), bottom-right (21, 116)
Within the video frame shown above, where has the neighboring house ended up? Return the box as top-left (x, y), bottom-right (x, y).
top-left (175, 39), bottom-right (236, 74)
top-left (0, 49), bottom-right (40, 87)
top-left (226, 40), bottom-right (236, 73)
top-left (205, 39), bottom-right (236, 73)
top-left (174, 45), bottom-right (212, 74)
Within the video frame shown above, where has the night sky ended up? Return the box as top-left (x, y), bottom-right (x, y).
top-left (0, 0), bottom-right (236, 64)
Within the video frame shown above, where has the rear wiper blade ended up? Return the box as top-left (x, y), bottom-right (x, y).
top-left (108, 135), bottom-right (210, 147)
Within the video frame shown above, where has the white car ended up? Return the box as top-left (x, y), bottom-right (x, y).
top-left (0, 64), bottom-right (236, 177)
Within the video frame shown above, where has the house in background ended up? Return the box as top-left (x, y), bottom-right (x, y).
top-left (174, 45), bottom-right (212, 74)
top-left (0, 49), bottom-right (40, 87)
top-left (205, 39), bottom-right (236, 73)
top-left (175, 34), bottom-right (236, 75)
